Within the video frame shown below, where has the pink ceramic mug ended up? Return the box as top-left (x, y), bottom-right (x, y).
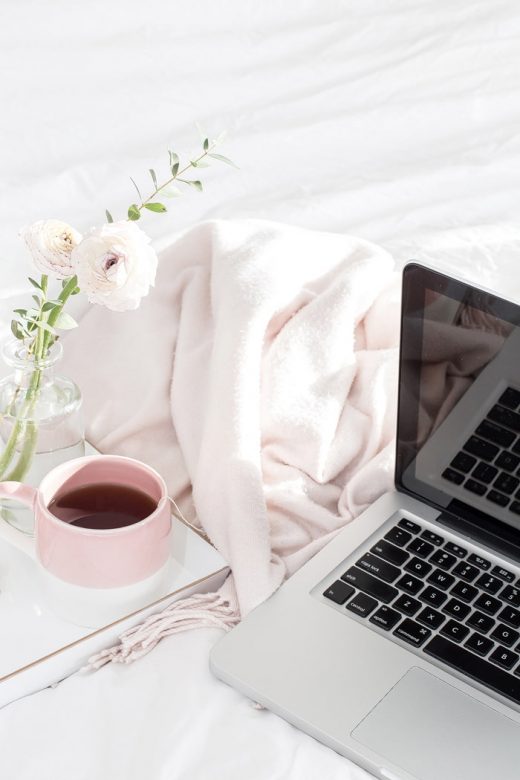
top-left (0, 455), bottom-right (172, 590)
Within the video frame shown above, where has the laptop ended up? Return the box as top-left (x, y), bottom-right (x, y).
top-left (210, 263), bottom-right (520, 780)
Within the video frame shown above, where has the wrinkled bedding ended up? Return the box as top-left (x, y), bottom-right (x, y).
top-left (1, 1), bottom-right (520, 778)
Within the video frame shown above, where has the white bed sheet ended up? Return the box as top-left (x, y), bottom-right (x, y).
top-left (1, 1), bottom-right (520, 777)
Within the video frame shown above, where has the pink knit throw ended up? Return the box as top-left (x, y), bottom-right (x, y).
top-left (60, 220), bottom-right (399, 668)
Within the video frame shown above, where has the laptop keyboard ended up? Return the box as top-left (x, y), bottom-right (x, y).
top-left (442, 386), bottom-right (520, 513)
top-left (323, 517), bottom-right (520, 706)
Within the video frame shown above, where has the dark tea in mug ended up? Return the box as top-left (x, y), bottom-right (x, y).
top-left (48, 483), bottom-right (158, 530)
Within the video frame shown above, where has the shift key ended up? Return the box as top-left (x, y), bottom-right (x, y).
top-left (341, 567), bottom-right (398, 603)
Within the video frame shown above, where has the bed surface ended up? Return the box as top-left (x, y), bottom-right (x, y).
top-left (1, 2), bottom-right (520, 777)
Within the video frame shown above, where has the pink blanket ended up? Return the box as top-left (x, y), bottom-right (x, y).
top-left (62, 220), bottom-right (400, 660)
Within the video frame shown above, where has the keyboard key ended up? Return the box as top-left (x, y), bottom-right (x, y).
top-left (495, 451), bottom-right (520, 473)
top-left (474, 593), bottom-right (501, 615)
top-left (490, 624), bottom-right (520, 648)
top-left (468, 553), bottom-right (491, 571)
top-left (499, 388), bottom-right (520, 410)
top-left (346, 592), bottom-right (378, 617)
top-left (487, 490), bottom-right (510, 508)
top-left (442, 468), bottom-right (464, 485)
top-left (417, 606), bottom-right (445, 630)
top-left (476, 420), bottom-right (516, 448)
top-left (498, 606), bottom-right (520, 629)
top-left (341, 568), bottom-right (398, 604)
top-left (489, 646), bottom-right (519, 670)
top-left (394, 619), bottom-right (432, 647)
top-left (453, 561), bottom-right (480, 582)
top-left (495, 472), bottom-right (520, 494)
top-left (441, 620), bottom-right (470, 643)
top-left (370, 539), bottom-right (408, 567)
top-left (475, 573), bottom-right (503, 595)
top-left (429, 549), bottom-right (457, 570)
top-left (491, 565), bottom-right (516, 583)
top-left (404, 557), bottom-right (432, 578)
top-left (510, 501), bottom-right (520, 516)
top-left (451, 581), bottom-right (478, 603)
top-left (424, 635), bottom-right (520, 704)
top-left (357, 553), bottom-right (401, 583)
top-left (466, 610), bottom-right (495, 634)
top-left (463, 436), bottom-right (499, 462)
top-left (472, 463), bottom-right (498, 484)
top-left (407, 538), bottom-right (434, 559)
top-left (464, 479), bottom-right (487, 496)
top-left (444, 541), bottom-right (467, 558)
top-left (420, 530), bottom-right (444, 546)
top-left (369, 605), bottom-right (401, 631)
top-left (465, 632), bottom-right (494, 656)
top-left (500, 585), bottom-right (520, 607)
top-left (443, 598), bottom-right (471, 620)
top-left (420, 586), bottom-right (447, 608)
top-left (488, 405), bottom-right (520, 433)
top-left (451, 452), bottom-right (477, 473)
top-left (427, 569), bottom-right (455, 591)
top-left (396, 573), bottom-right (423, 595)
top-left (398, 518), bottom-right (421, 534)
top-left (393, 594), bottom-right (421, 616)
top-left (323, 580), bottom-right (355, 605)
top-left (384, 526), bottom-right (412, 548)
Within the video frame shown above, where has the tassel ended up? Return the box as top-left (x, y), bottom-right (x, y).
top-left (84, 592), bottom-right (239, 670)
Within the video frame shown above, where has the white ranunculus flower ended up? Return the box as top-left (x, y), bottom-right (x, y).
top-left (71, 220), bottom-right (158, 312)
top-left (20, 219), bottom-right (82, 279)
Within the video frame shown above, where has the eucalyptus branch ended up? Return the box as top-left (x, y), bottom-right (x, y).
top-left (104, 134), bottom-right (236, 224)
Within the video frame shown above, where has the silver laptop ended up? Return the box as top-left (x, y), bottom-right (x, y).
top-left (210, 263), bottom-right (520, 780)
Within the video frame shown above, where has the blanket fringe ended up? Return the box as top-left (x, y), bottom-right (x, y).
top-left (84, 592), bottom-right (239, 671)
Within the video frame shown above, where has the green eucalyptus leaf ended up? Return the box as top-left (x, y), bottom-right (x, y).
top-left (71, 286), bottom-right (81, 295)
top-left (203, 137), bottom-right (209, 151)
top-left (128, 204), bottom-right (141, 221)
top-left (13, 308), bottom-right (27, 316)
top-left (10, 321), bottom-right (23, 340)
top-left (149, 168), bottom-right (158, 189)
top-left (168, 151), bottom-right (179, 168)
top-left (191, 160), bottom-right (210, 168)
top-left (105, 209), bottom-right (114, 223)
top-left (208, 152), bottom-right (238, 168)
top-left (161, 184), bottom-right (182, 198)
top-left (144, 202), bottom-right (167, 213)
top-left (184, 180), bottom-right (203, 192)
top-left (28, 277), bottom-right (42, 291)
top-left (31, 295), bottom-right (40, 306)
top-left (171, 161), bottom-right (179, 177)
top-left (130, 177), bottom-right (142, 202)
top-left (42, 301), bottom-right (58, 312)
top-left (54, 311), bottom-right (78, 330)
top-left (35, 322), bottom-right (57, 334)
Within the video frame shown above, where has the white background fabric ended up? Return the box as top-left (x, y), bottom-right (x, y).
top-left (1, 1), bottom-right (520, 778)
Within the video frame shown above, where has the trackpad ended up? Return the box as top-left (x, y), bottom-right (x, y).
top-left (351, 667), bottom-right (520, 780)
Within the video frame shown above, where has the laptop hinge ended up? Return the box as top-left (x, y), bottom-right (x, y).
top-left (435, 501), bottom-right (520, 563)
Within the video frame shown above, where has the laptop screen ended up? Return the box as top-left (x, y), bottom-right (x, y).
top-left (396, 263), bottom-right (520, 534)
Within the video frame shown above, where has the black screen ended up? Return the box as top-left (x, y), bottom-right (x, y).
top-left (396, 264), bottom-right (520, 536)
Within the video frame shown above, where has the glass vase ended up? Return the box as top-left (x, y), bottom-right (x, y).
top-left (0, 339), bottom-right (84, 534)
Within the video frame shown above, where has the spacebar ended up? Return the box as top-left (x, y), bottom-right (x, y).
top-left (424, 635), bottom-right (520, 705)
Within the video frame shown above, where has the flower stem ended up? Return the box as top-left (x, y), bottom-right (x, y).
top-left (0, 272), bottom-right (64, 482)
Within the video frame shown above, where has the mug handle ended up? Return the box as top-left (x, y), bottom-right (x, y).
top-left (0, 482), bottom-right (38, 559)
